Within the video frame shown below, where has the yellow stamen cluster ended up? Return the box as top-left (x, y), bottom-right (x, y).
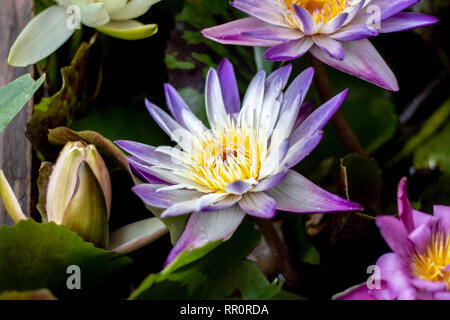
top-left (283, 0), bottom-right (349, 25)
top-left (411, 231), bottom-right (450, 288)
top-left (181, 119), bottom-right (267, 192)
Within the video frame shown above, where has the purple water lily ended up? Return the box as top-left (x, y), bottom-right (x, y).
top-left (202, 0), bottom-right (438, 91)
top-left (335, 177), bottom-right (450, 300)
top-left (115, 59), bottom-right (363, 266)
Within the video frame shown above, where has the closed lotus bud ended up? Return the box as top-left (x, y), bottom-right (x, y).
top-left (45, 141), bottom-right (112, 248)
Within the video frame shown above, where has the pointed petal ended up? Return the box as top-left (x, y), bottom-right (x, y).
top-left (378, 13), bottom-right (438, 34)
top-left (205, 68), bottom-right (229, 128)
top-left (320, 13), bottom-right (348, 34)
top-left (231, 0), bottom-right (288, 27)
top-left (342, 0), bottom-right (366, 25)
top-left (239, 192), bottom-right (276, 218)
top-left (115, 140), bottom-right (161, 165)
top-left (200, 194), bottom-right (242, 212)
top-left (266, 64), bottom-right (292, 90)
top-left (132, 184), bottom-right (203, 208)
top-left (0, 170), bottom-right (27, 223)
top-left (164, 83), bottom-right (207, 135)
top-left (294, 5), bottom-right (316, 35)
top-left (365, 0), bottom-right (419, 20)
top-left (8, 6), bottom-right (75, 67)
top-left (128, 158), bottom-right (170, 184)
top-left (433, 205), bottom-right (450, 230)
top-left (312, 35), bottom-right (345, 60)
top-left (292, 89), bottom-right (348, 139)
top-left (96, 20), bottom-right (158, 40)
top-left (145, 99), bottom-right (193, 150)
top-left (264, 37), bottom-right (313, 61)
top-left (397, 177), bottom-right (415, 233)
top-left (270, 67), bottom-right (315, 147)
top-left (282, 131), bottom-right (323, 169)
top-left (165, 205), bottom-right (246, 266)
top-left (330, 23), bottom-right (378, 41)
top-left (408, 223), bottom-right (432, 253)
top-left (225, 179), bottom-right (254, 195)
top-left (243, 26), bottom-right (303, 41)
top-left (160, 193), bottom-right (241, 218)
top-left (266, 170), bottom-right (363, 213)
top-left (376, 216), bottom-right (413, 259)
top-left (108, 217), bottom-right (168, 253)
top-left (201, 17), bottom-right (283, 47)
top-left (258, 139), bottom-right (289, 179)
top-left (310, 39), bottom-right (399, 91)
top-left (217, 59), bottom-right (241, 114)
top-left (238, 70), bottom-right (266, 126)
top-left (109, 0), bottom-right (160, 20)
top-left (252, 168), bottom-right (288, 192)
top-left (259, 65), bottom-right (292, 135)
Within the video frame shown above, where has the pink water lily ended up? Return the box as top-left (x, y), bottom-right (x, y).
top-left (115, 59), bottom-right (363, 265)
top-left (335, 177), bottom-right (450, 300)
top-left (202, 0), bottom-right (438, 91)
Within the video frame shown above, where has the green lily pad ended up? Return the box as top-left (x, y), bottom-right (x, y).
top-left (0, 219), bottom-right (132, 298)
top-left (130, 222), bottom-right (281, 300)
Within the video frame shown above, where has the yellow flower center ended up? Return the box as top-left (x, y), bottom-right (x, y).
top-left (282, 0), bottom-right (349, 25)
top-left (181, 120), bottom-right (267, 192)
top-left (411, 232), bottom-right (450, 288)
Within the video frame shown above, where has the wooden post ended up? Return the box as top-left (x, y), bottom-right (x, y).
top-left (0, 0), bottom-right (33, 225)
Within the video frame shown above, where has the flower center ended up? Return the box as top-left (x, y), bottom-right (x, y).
top-left (182, 120), bottom-right (267, 192)
top-left (282, 0), bottom-right (349, 25)
top-left (410, 231), bottom-right (450, 287)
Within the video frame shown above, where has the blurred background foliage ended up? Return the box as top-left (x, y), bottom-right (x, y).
top-left (21, 0), bottom-right (450, 299)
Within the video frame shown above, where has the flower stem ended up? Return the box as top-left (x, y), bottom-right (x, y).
top-left (310, 56), bottom-right (368, 157)
top-left (254, 218), bottom-right (300, 285)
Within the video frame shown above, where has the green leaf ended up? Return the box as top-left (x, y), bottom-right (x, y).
top-left (26, 36), bottom-right (102, 160)
top-left (389, 98), bottom-right (450, 166)
top-left (0, 288), bottom-right (56, 300)
top-left (340, 154), bottom-right (383, 215)
top-left (129, 222), bottom-right (282, 300)
top-left (0, 74), bottom-right (45, 132)
top-left (0, 219), bottom-right (132, 298)
top-left (413, 121), bottom-right (450, 175)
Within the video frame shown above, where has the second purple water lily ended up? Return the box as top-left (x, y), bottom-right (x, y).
top-left (202, 0), bottom-right (438, 91)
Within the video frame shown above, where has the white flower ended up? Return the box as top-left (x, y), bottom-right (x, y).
top-left (8, 0), bottom-right (160, 67)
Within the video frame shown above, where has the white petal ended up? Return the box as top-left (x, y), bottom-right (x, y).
top-left (165, 205), bottom-right (246, 266)
top-left (80, 2), bottom-right (110, 27)
top-left (238, 70), bottom-right (266, 127)
top-left (108, 217), bottom-right (168, 253)
top-left (258, 139), bottom-right (289, 180)
top-left (109, 0), bottom-right (160, 20)
top-left (205, 68), bottom-right (229, 129)
top-left (102, 0), bottom-right (128, 16)
top-left (8, 6), bottom-right (75, 67)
